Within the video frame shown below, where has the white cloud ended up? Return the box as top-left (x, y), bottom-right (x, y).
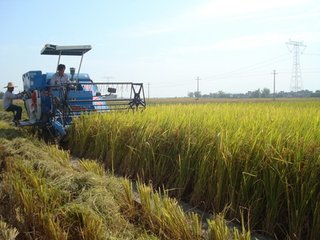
top-left (291, 32), bottom-right (320, 44)
top-left (175, 33), bottom-right (283, 54)
top-left (125, 0), bottom-right (315, 38)
top-left (187, 0), bottom-right (309, 19)
top-left (214, 34), bottom-right (282, 49)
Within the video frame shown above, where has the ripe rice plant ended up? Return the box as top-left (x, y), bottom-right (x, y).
top-left (0, 135), bottom-right (248, 239)
top-left (120, 179), bottom-right (251, 240)
top-left (0, 218), bottom-right (19, 240)
top-left (121, 179), bottom-right (202, 240)
top-left (0, 137), bottom-right (159, 239)
top-left (68, 100), bottom-right (320, 239)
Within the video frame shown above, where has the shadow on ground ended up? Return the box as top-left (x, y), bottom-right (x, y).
top-left (0, 128), bottom-right (27, 140)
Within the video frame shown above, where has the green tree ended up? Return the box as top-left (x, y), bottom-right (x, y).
top-left (249, 89), bottom-right (261, 98)
top-left (311, 90), bottom-right (320, 97)
top-left (194, 91), bottom-right (201, 98)
top-left (187, 92), bottom-right (194, 98)
top-left (261, 88), bottom-right (270, 98)
top-left (217, 91), bottom-right (226, 98)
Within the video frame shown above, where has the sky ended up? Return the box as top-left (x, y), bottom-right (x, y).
top-left (0, 0), bottom-right (319, 97)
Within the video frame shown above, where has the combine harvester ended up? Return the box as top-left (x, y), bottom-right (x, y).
top-left (20, 44), bottom-right (146, 141)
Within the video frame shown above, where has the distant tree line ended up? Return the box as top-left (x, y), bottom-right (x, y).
top-left (1, 89), bottom-right (319, 100)
top-left (188, 89), bottom-right (320, 98)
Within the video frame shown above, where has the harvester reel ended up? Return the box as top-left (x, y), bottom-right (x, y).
top-left (129, 84), bottom-right (146, 110)
top-left (129, 93), bottom-right (146, 110)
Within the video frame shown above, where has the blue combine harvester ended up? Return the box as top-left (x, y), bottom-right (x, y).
top-left (21, 44), bottom-right (146, 141)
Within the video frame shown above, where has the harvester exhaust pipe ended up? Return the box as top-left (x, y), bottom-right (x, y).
top-left (70, 67), bottom-right (75, 81)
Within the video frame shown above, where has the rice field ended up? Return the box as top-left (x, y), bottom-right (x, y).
top-left (68, 100), bottom-right (320, 239)
top-left (0, 105), bottom-right (252, 239)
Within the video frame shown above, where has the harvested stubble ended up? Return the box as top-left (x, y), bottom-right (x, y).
top-left (0, 218), bottom-right (19, 240)
top-left (0, 137), bottom-right (158, 239)
top-left (68, 101), bottom-right (320, 239)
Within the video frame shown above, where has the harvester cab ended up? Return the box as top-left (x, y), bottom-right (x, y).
top-left (21, 44), bottom-right (146, 141)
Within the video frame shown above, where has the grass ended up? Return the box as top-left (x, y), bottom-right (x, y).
top-left (68, 100), bottom-right (320, 239)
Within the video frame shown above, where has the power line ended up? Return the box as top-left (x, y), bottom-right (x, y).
top-left (302, 52), bottom-right (320, 56)
top-left (277, 71), bottom-right (320, 74)
top-left (148, 50), bottom-right (317, 91)
top-left (201, 53), bottom-right (290, 80)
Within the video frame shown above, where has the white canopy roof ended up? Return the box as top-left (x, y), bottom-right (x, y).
top-left (41, 44), bottom-right (92, 56)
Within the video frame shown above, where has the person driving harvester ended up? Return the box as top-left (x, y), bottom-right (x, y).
top-left (50, 64), bottom-right (70, 86)
top-left (3, 82), bottom-right (23, 125)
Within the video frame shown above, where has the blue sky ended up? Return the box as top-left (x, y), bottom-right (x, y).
top-left (1, 0), bottom-right (319, 97)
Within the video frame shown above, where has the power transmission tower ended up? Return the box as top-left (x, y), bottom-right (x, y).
top-left (286, 40), bottom-right (306, 92)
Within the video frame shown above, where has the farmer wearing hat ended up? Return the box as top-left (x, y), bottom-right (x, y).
top-left (3, 82), bottom-right (23, 124)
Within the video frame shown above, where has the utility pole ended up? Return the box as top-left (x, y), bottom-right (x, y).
top-left (286, 40), bottom-right (306, 92)
top-left (147, 82), bottom-right (150, 99)
top-left (272, 70), bottom-right (277, 101)
top-left (196, 76), bottom-right (200, 93)
top-left (195, 76), bottom-right (201, 99)
top-left (103, 76), bottom-right (113, 82)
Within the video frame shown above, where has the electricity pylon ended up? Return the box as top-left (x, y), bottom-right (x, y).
top-left (286, 40), bottom-right (306, 92)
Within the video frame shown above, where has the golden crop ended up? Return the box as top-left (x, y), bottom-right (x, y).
top-left (68, 100), bottom-right (320, 239)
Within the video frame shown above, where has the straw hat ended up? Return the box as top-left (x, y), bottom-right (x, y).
top-left (4, 82), bottom-right (16, 88)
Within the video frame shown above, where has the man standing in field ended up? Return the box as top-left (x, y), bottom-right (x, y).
top-left (3, 82), bottom-right (23, 125)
